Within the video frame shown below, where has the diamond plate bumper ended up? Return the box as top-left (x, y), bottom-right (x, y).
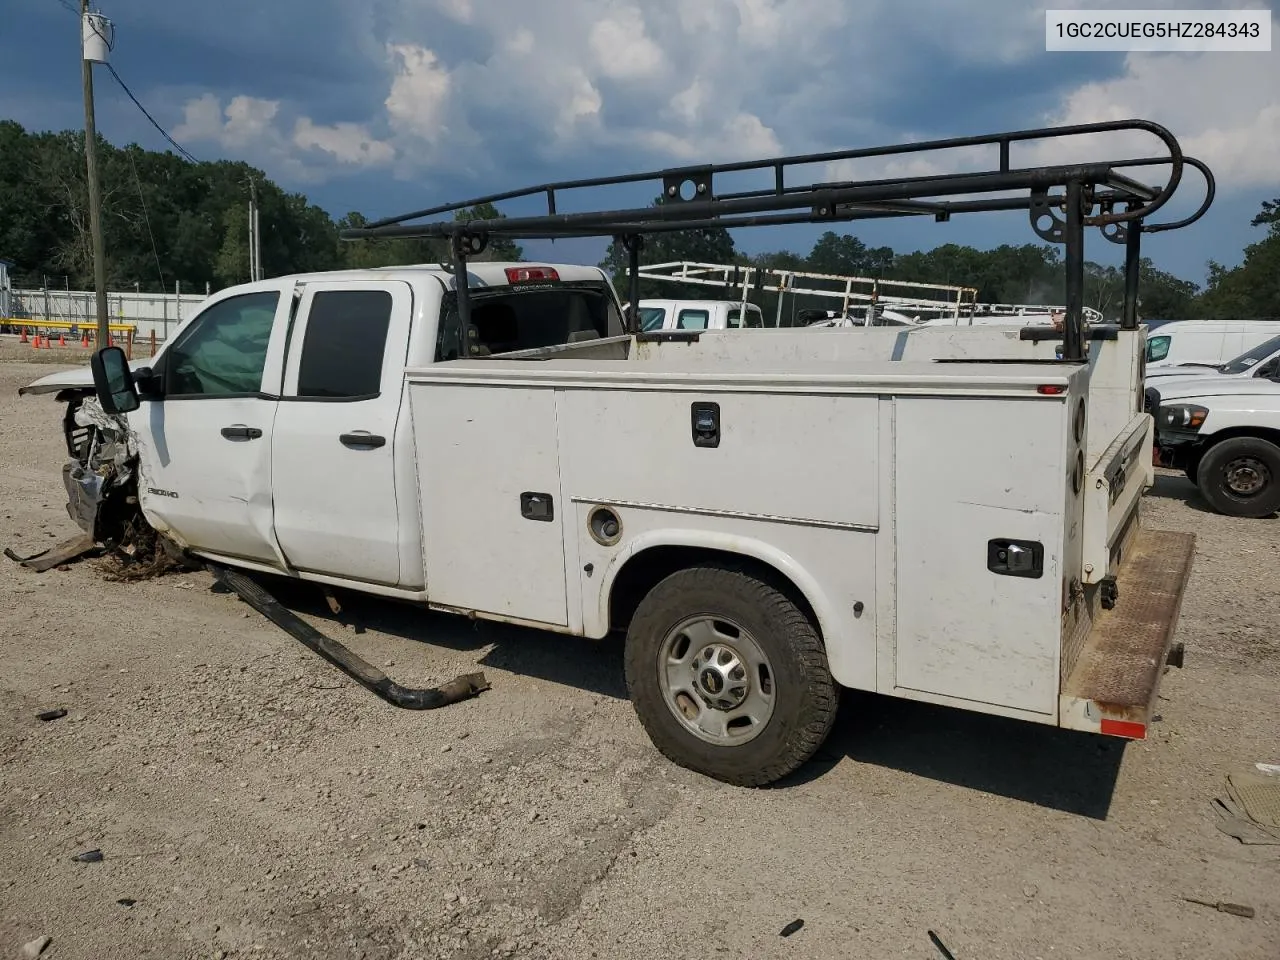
top-left (1059, 526), bottom-right (1196, 738)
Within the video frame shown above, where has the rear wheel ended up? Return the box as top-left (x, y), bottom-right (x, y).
top-left (1196, 437), bottom-right (1280, 518)
top-left (623, 563), bottom-right (838, 787)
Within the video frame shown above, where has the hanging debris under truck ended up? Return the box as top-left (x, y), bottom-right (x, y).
top-left (20, 119), bottom-right (1215, 786)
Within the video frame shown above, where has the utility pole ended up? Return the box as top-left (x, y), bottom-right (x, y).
top-left (81, 1), bottom-right (109, 348)
top-left (248, 177), bottom-right (262, 282)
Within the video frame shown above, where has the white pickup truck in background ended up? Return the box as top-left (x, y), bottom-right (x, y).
top-left (1151, 372), bottom-right (1280, 517)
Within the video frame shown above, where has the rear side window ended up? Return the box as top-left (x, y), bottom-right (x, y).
top-left (297, 290), bottom-right (391, 398)
top-left (1147, 335), bottom-right (1170, 362)
top-left (677, 309), bottom-right (709, 330)
top-left (728, 307), bottom-right (763, 329)
top-left (436, 281), bottom-right (623, 360)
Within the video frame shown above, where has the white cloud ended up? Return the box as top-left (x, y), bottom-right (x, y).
top-left (173, 93), bottom-right (282, 152)
top-left (292, 118), bottom-right (395, 166)
top-left (384, 44), bottom-right (453, 143)
top-left (158, 0), bottom-right (1280, 212)
top-left (1029, 41), bottom-right (1280, 190)
top-left (173, 93), bottom-right (393, 180)
top-left (588, 6), bottom-right (665, 80)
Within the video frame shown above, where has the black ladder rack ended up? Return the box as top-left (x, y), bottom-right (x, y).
top-left (340, 119), bottom-right (1215, 362)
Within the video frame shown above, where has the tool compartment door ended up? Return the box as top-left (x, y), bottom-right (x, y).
top-left (892, 395), bottom-right (1068, 716)
top-left (412, 382), bottom-right (569, 627)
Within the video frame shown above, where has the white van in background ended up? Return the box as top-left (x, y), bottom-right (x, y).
top-left (1145, 319), bottom-right (1280, 369)
top-left (635, 299), bottom-right (767, 332)
top-left (1146, 334), bottom-right (1280, 382)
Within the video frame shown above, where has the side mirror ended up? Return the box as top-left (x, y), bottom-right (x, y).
top-left (90, 346), bottom-right (141, 415)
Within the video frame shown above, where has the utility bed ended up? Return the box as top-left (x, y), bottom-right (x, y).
top-left (405, 329), bottom-right (1187, 735)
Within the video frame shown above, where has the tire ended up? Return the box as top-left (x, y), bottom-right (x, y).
top-left (1196, 436), bottom-right (1280, 518)
top-left (623, 563), bottom-right (838, 787)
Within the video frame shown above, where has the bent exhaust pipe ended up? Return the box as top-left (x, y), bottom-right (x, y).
top-left (209, 564), bottom-right (489, 710)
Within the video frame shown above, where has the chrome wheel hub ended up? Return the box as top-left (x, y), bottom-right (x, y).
top-left (659, 616), bottom-right (775, 746)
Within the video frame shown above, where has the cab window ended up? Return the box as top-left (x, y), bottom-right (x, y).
top-left (1146, 335), bottom-right (1171, 362)
top-left (166, 291), bottom-right (281, 397)
top-left (638, 307), bottom-right (667, 331)
top-left (727, 307), bottom-right (764, 329)
top-left (677, 309), bottom-right (709, 330)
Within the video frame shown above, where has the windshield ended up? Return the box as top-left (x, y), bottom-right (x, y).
top-left (1219, 335), bottom-right (1280, 374)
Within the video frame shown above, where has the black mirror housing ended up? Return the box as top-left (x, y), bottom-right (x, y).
top-left (90, 346), bottom-right (141, 415)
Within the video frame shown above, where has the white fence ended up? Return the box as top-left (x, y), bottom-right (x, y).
top-left (4, 287), bottom-right (209, 342)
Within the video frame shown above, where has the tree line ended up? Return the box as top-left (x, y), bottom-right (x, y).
top-left (2, 121), bottom-right (1277, 322)
top-left (0, 120), bottom-right (520, 294)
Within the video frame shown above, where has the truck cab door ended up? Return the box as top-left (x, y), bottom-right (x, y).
top-left (269, 280), bottom-right (415, 587)
top-left (133, 285), bottom-right (292, 565)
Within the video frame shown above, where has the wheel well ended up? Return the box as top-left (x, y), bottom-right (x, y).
top-left (1201, 426), bottom-right (1280, 454)
top-left (607, 546), bottom-right (820, 635)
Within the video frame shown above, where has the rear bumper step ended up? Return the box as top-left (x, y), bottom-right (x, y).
top-left (1059, 527), bottom-right (1196, 739)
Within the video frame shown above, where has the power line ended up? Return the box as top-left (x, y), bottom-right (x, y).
top-left (127, 148), bottom-right (166, 291)
top-left (104, 62), bottom-right (199, 163)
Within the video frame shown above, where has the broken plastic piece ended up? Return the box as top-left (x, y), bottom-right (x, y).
top-left (36, 709), bottom-right (68, 722)
top-left (5, 534), bottom-right (101, 573)
top-left (71, 849), bottom-right (103, 863)
top-left (779, 919), bottom-right (804, 937)
top-left (208, 564), bottom-right (490, 710)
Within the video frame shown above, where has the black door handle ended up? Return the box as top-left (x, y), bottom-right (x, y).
top-left (340, 432), bottom-right (386, 449)
top-left (221, 425), bottom-right (263, 440)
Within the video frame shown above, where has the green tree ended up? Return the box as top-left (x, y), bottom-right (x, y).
top-left (1197, 198), bottom-right (1280, 319)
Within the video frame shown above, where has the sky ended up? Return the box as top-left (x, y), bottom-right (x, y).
top-left (2, 0), bottom-right (1278, 287)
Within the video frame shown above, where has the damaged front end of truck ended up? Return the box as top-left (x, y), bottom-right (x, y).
top-left (18, 370), bottom-right (179, 574)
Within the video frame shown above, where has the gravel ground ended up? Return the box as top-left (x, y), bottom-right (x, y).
top-left (1, 354), bottom-right (1278, 960)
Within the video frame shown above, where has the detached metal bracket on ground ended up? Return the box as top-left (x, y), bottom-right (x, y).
top-left (207, 563), bottom-right (491, 710)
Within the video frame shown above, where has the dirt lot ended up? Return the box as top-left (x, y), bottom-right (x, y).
top-left (1, 352), bottom-right (1278, 960)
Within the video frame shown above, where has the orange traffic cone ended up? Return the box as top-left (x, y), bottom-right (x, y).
top-left (32, 334), bottom-right (41, 349)
top-left (58, 334), bottom-right (67, 347)
top-left (82, 333), bottom-right (90, 347)
top-left (19, 327), bottom-right (29, 343)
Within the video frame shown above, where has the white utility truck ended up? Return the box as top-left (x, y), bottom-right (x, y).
top-left (20, 120), bottom-right (1214, 787)
top-left (633, 298), bottom-right (767, 332)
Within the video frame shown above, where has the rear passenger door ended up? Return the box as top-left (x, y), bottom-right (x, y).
top-left (269, 281), bottom-right (414, 587)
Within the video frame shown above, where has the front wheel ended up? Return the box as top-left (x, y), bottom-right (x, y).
top-left (1196, 437), bottom-right (1280, 518)
top-left (623, 563), bottom-right (838, 787)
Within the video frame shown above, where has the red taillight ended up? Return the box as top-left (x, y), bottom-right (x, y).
top-left (1037, 384), bottom-right (1067, 395)
top-left (505, 266), bottom-right (559, 283)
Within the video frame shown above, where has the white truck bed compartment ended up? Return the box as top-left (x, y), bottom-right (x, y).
top-left (409, 355), bottom-right (1089, 722)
